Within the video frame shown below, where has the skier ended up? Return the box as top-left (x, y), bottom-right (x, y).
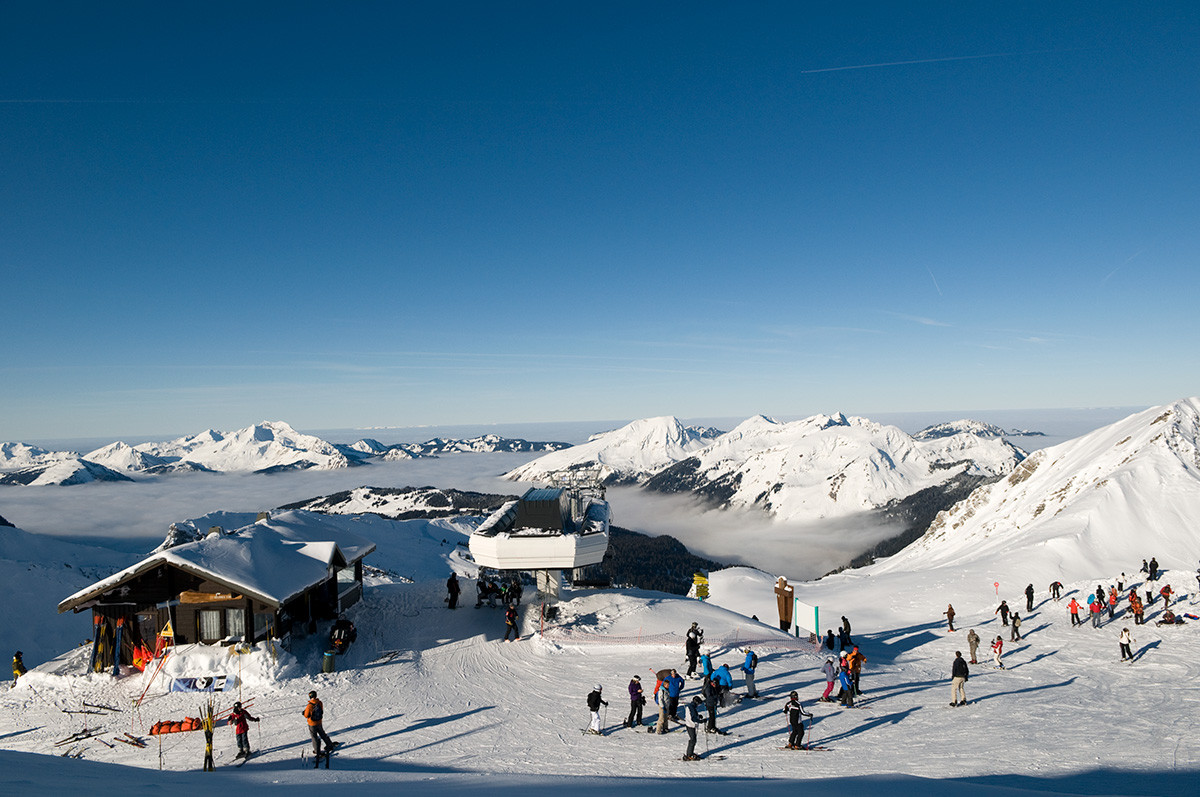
top-left (701, 674), bottom-right (722, 733)
top-left (685, 623), bottom-right (701, 677)
top-left (1050, 581), bottom-right (1063, 601)
top-left (1140, 558), bottom-right (1148, 575)
top-left (682, 695), bottom-right (703, 760)
top-left (1010, 612), bottom-right (1022, 642)
top-left (1149, 557), bottom-right (1159, 581)
top-left (699, 650), bottom-right (714, 682)
top-left (446, 572), bottom-right (460, 610)
top-left (12, 651), bottom-right (26, 681)
top-left (303, 691), bottom-right (338, 756)
top-left (782, 691), bottom-right (810, 749)
top-left (820, 656), bottom-right (837, 702)
top-left (950, 650), bottom-right (970, 706)
top-left (1160, 584), bottom-right (1174, 609)
top-left (967, 629), bottom-right (981, 664)
top-left (1068, 597), bottom-right (1082, 626)
top-left (944, 604), bottom-right (956, 632)
top-left (665, 669), bottom-right (685, 720)
top-left (991, 636), bottom-right (1005, 669)
top-left (502, 604), bottom-right (519, 641)
top-left (713, 664), bottom-right (734, 707)
top-left (837, 665), bottom-right (855, 707)
top-left (1090, 596), bottom-right (1104, 628)
top-left (1025, 584), bottom-right (1035, 612)
top-left (1118, 628), bottom-right (1134, 661)
top-left (847, 645), bottom-right (867, 696)
top-left (586, 684), bottom-right (607, 735)
top-left (230, 700), bottom-right (259, 759)
top-left (1108, 587), bottom-right (1118, 620)
top-left (995, 600), bottom-right (1011, 626)
top-left (626, 675), bottom-right (644, 729)
top-left (740, 648), bottom-right (760, 698)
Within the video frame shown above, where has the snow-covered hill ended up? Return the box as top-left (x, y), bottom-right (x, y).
top-left (0, 457), bottom-right (134, 486)
top-left (134, 421), bottom-right (353, 473)
top-left (504, 416), bottom-right (724, 484)
top-left (644, 413), bottom-right (1024, 522)
top-left (912, 419), bottom-right (1046, 440)
top-left (872, 398), bottom-right (1200, 585)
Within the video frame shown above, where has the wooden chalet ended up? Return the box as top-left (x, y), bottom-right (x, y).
top-left (57, 515), bottom-right (375, 669)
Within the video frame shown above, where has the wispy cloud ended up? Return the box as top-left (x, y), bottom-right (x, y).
top-left (800, 50), bottom-right (1060, 75)
top-left (887, 312), bottom-right (951, 328)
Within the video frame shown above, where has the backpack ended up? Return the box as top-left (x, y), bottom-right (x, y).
top-left (749, 652), bottom-right (758, 669)
top-left (307, 701), bottom-right (322, 723)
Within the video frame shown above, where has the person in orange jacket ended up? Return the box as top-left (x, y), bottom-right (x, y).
top-left (847, 646), bottom-right (867, 696)
top-left (303, 691), bottom-right (338, 756)
top-left (1160, 584), bottom-right (1174, 609)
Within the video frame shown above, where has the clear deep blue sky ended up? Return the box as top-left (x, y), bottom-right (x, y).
top-left (2, 2), bottom-right (1197, 440)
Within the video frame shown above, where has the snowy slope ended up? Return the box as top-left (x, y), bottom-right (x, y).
top-left (505, 416), bottom-right (723, 484)
top-left (645, 413), bottom-right (1024, 521)
top-left (0, 441), bottom-right (76, 469)
top-left (134, 421), bottom-right (352, 472)
top-left (913, 419), bottom-right (1046, 441)
top-left (83, 441), bottom-right (172, 472)
top-left (0, 457), bottom-right (135, 486)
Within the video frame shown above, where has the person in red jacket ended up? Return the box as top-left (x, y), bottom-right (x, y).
top-left (1068, 597), bottom-right (1082, 626)
top-left (1160, 584), bottom-right (1174, 609)
top-left (991, 636), bottom-right (1005, 669)
top-left (230, 701), bottom-right (259, 758)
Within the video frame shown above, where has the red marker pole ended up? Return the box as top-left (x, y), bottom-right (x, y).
top-left (994, 581), bottom-right (1000, 596)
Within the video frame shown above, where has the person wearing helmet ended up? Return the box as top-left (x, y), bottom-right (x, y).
top-left (682, 695), bottom-right (703, 759)
top-left (303, 691), bottom-right (339, 755)
top-left (230, 700), bottom-right (260, 758)
top-left (586, 684), bottom-right (608, 734)
top-left (782, 691), bottom-right (811, 749)
top-left (820, 656), bottom-right (837, 702)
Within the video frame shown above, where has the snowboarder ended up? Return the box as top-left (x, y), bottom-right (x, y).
top-left (820, 656), bottom-right (837, 701)
top-left (1068, 597), bottom-right (1082, 626)
top-left (685, 623), bottom-right (702, 676)
top-left (503, 605), bottom-right (519, 641)
top-left (1050, 581), bottom-right (1063, 601)
top-left (995, 600), bottom-right (1011, 626)
top-left (991, 636), bottom-right (1005, 669)
top-left (740, 648), bottom-right (759, 698)
top-left (950, 650), bottom-right (969, 706)
top-left (683, 695), bottom-right (702, 759)
top-left (782, 691), bottom-right (810, 749)
top-left (303, 691), bottom-right (338, 756)
top-left (11, 651), bottom-right (26, 681)
top-left (1119, 628), bottom-right (1134, 661)
top-left (626, 676), bottom-right (644, 729)
top-left (1025, 584), bottom-right (1035, 612)
top-left (967, 629), bottom-right (981, 664)
top-left (230, 700), bottom-right (259, 758)
top-left (586, 684), bottom-right (607, 734)
top-left (944, 604), bottom-right (956, 632)
top-left (1010, 612), bottom-right (1022, 642)
top-left (446, 572), bottom-right (460, 610)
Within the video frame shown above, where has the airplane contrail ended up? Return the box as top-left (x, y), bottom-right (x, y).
top-left (801, 51), bottom-right (1036, 74)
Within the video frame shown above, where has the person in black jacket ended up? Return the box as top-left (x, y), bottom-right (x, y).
top-left (995, 600), bottom-right (1011, 626)
top-left (586, 684), bottom-right (608, 734)
top-left (446, 573), bottom-right (460, 609)
top-left (782, 691), bottom-right (811, 749)
top-left (1025, 584), bottom-right (1035, 612)
top-left (950, 651), bottom-right (970, 706)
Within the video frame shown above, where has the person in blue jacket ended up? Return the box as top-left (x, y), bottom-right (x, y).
top-left (740, 648), bottom-right (760, 698)
top-left (700, 651), bottom-right (714, 681)
top-left (665, 669), bottom-right (686, 721)
top-left (838, 667), bottom-right (855, 708)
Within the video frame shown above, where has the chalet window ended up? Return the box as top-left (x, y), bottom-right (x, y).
top-left (226, 608), bottom-right (245, 639)
top-left (254, 612), bottom-right (270, 640)
top-left (199, 609), bottom-right (221, 641)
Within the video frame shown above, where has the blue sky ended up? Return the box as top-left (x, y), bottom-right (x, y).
top-left (2, 2), bottom-right (1197, 440)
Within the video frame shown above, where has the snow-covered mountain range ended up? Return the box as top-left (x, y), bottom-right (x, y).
top-left (0, 422), bottom-right (570, 485)
top-left (503, 416), bottom-right (724, 484)
top-left (912, 419), bottom-right (1046, 440)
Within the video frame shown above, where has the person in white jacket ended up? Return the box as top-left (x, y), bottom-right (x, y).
top-left (1118, 628), bottom-right (1135, 661)
top-left (683, 695), bottom-right (703, 760)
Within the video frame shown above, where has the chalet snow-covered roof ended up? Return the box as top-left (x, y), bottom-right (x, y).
top-left (57, 512), bottom-right (375, 613)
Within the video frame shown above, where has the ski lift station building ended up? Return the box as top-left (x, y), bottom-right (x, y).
top-left (468, 486), bottom-right (610, 572)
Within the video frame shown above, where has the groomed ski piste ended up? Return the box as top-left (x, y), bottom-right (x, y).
top-left (3, 562), bottom-right (1199, 796)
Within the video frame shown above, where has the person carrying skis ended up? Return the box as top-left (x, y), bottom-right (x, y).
top-left (12, 651), bottom-right (27, 681)
top-left (626, 675), bottom-right (644, 729)
top-left (995, 600), bottom-right (1011, 626)
top-left (1119, 628), bottom-right (1134, 661)
top-left (1068, 597), bottom-right (1082, 626)
top-left (503, 604), bottom-right (519, 641)
top-left (950, 650), bottom-right (970, 706)
top-left (967, 629), bottom-right (981, 664)
top-left (944, 604), bottom-right (956, 632)
top-left (740, 648), bottom-right (760, 698)
top-left (991, 636), bottom-right (1005, 669)
top-left (230, 700), bottom-right (259, 758)
top-left (303, 691), bottom-right (338, 756)
top-left (586, 684), bottom-right (607, 734)
top-left (820, 656), bottom-right (837, 702)
top-left (782, 691), bottom-right (811, 749)
top-left (446, 572), bottom-right (460, 610)
top-left (682, 695), bottom-right (703, 760)
top-left (1010, 612), bottom-right (1022, 642)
